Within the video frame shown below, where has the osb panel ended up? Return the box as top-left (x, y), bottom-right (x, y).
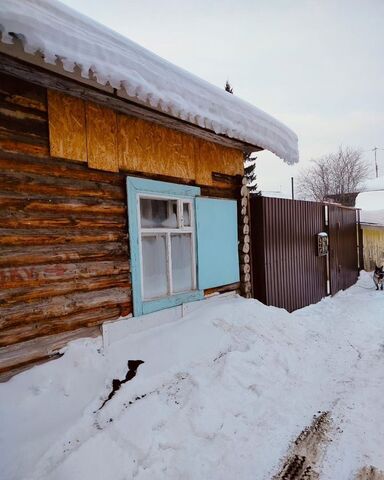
top-left (86, 102), bottom-right (118, 172)
top-left (117, 115), bottom-right (196, 180)
top-left (47, 90), bottom-right (87, 162)
top-left (196, 139), bottom-right (244, 186)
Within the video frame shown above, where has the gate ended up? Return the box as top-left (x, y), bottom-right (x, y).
top-left (250, 197), bottom-right (359, 312)
top-left (328, 205), bottom-right (359, 294)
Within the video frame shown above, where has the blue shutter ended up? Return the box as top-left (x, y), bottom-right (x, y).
top-left (195, 197), bottom-right (240, 290)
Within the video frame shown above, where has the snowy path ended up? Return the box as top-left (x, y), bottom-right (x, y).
top-left (1, 272), bottom-right (384, 480)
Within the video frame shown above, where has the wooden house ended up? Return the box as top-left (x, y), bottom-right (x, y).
top-left (356, 192), bottom-right (384, 271)
top-left (0, 0), bottom-right (298, 379)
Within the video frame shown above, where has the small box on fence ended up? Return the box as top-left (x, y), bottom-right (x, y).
top-left (317, 232), bottom-right (329, 256)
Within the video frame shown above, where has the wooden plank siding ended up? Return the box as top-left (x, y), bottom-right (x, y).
top-left (361, 227), bottom-right (384, 271)
top-left (0, 71), bottom-right (243, 378)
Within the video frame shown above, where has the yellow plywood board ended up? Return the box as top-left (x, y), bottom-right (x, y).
top-left (196, 138), bottom-right (244, 186)
top-left (117, 115), bottom-right (196, 180)
top-left (117, 114), bottom-right (242, 184)
top-left (86, 103), bottom-right (118, 172)
top-left (47, 90), bottom-right (87, 162)
top-left (47, 92), bottom-right (243, 180)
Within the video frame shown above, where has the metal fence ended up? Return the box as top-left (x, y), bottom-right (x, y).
top-left (250, 196), bottom-right (359, 312)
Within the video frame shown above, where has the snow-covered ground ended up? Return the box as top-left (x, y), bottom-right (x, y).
top-left (1, 272), bottom-right (384, 480)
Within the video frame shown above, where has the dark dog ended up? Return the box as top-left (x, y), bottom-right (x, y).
top-left (373, 265), bottom-right (384, 290)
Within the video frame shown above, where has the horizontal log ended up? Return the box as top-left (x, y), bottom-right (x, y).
top-left (0, 150), bottom-right (125, 186)
top-left (0, 286), bottom-right (132, 329)
top-left (0, 171), bottom-right (125, 201)
top-left (0, 326), bottom-right (100, 380)
top-left (0, 229), bottom-right (126, 246)
top-left (200, 185), bottom-right (239, 200)
top-left (241, 197), bottom-right (248, 208)
top-left (0, 96), bottom-right (47, 118)
top-left (0, 73), bottom-right (47, 112)
top-left (0, 259), bottom-right (130, 289)
top-left (0, 108), bottom-right (48, 138)
top-left (211, 171), bottom-right (241, 186)
top-left (241, 207), bottom-right (246, 216)
top-left (0, 273), bottom-right (130, 305)
top-left (243, 215), bottom-right (249, 225)
top-left (0, 304), bottom-right (129, 347)
top-left (0, 195), bottom-right (125, 216)
top-left (0, 214), bottom-right (126, 231)
top-left (243, 224), bottom-right (250, 235)
top-left (0, 138), bottom-right (49, 156)
top-left (242, 243), bottom-right (250, 254)
top-left (204, 282), bottom-right (241, 296)
top-left (0, 242), bottom-right (128, 267)
top-left (243, 234), bottom-right (250, 244)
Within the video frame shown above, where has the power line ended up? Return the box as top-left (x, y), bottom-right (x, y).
top-left (372, 147), bottom-right (384, 178)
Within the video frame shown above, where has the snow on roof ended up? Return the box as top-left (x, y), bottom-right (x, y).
top-left (355, 190), bottom-right (384, 211)
top-left (0, 0), bottom-right (299, 164)
top-left (355, 191), bottom-right (384, 226)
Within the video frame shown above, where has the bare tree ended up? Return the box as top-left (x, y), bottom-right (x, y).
top-left (297, 146), bottom-right (369, 202)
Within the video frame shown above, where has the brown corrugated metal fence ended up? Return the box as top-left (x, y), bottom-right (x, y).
top-left (328, 205), bottom-right (359, 294)
top-left (250, 197), bottom-right (359, 312)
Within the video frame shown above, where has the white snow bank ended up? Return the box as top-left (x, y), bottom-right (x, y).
top-left (0, 0), bottom-right (299, 164)
top-left (1, 272), bottom-right (384, 479)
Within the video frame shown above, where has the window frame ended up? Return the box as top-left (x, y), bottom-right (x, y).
top-left (137, 193), bottom-right (197, 299)
top-left (127, 176), bottom-right (203, 316)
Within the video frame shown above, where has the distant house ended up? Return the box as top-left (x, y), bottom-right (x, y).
top-left (0, 0), bottom-right (298, 377)
top-left (356, 191), bottom-right (384, 270)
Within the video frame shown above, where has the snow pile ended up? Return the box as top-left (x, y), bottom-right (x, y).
top-left (1, 273), bottom-right (384, 479)
top-left (355, 191), bottom-right (384, 226)
top-left (0, 0), bottom-right (299, 164)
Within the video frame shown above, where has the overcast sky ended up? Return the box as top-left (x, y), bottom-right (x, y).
top-left (62, 0), bottom-right (384, 194)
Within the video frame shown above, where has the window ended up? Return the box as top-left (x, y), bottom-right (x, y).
top-left (126, 177), bottom-right (203, 316)
top-left (138, 196), bottom-right (196, 300)
top-left (127, 176), bottom-right (240, 317)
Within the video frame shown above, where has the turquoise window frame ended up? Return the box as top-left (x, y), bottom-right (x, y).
top-left (126, 176), bottom-right (204, 316)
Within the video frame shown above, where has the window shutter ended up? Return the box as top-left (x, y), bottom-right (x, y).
top-left (195, 197), bottom-right (240, 290)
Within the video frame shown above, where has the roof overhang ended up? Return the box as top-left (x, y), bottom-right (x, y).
top-left (0, 0), bottom-right (299, 162)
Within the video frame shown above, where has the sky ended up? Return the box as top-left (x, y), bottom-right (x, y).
top-left (61, 0), bottom-right (384, 194)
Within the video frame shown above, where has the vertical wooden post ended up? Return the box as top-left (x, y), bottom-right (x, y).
top-left (239, 176), bottom-right (252, 298)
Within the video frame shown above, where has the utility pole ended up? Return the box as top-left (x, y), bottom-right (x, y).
top-left (291, 177), bottom-right (294, 200)
top-left (373, 147), bottom-right (379, 178)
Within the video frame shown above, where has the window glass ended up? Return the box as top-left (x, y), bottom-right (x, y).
top-left (140, 198), bottom-right (178, 228)
top-left (182, 202), bottom-right (191, 227)
top-left (171, 234), bottom-right (193, 293)
top-left (142, 235), bottom-right (168, 299)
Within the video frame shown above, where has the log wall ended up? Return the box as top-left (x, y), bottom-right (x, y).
top-left (0, 71), bottom-right (242, 378)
